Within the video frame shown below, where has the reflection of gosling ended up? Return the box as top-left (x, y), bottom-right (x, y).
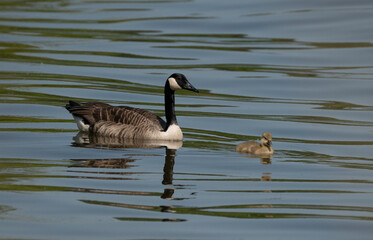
top-left (236, 132), bottom-right (274, 155)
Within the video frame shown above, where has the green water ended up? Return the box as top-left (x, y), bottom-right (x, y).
top-left (0, 0), bottom-right (373, 239)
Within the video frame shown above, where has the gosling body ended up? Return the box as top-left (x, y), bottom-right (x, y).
top-left (236, 132), bottom-right (274, 155)
top-left (65, 73), bottom-right (198, 141)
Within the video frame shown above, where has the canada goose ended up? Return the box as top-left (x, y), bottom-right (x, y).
top-left (236, 132), bottom-right (274, 155)
top-left (65, 73), bottom-right (199, 141)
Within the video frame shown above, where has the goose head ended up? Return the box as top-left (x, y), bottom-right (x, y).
top-left (167, 73), bottom-right (199, 93)
top-left (261, 132), bottom-right (273, 148)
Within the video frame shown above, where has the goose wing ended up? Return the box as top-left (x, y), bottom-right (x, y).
top-left (236, 141), bottom-right (261, 153)
top-left (65, 101), bottom-right (166, 131)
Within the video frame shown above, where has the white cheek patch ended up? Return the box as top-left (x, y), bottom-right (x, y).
top-left (168, 77), bottom-right (182, 91)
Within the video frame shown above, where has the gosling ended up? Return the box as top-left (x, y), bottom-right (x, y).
top-left (236, 132), bottom-right (274, 155)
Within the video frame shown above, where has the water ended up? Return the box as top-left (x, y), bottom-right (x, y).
top-left (1, 0), bottom-right (373, 239)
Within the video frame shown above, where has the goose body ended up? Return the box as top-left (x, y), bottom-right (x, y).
top-left (65, 73), bottom-right (198, 141)
top-left (236, 132), bottom-right (274, 155)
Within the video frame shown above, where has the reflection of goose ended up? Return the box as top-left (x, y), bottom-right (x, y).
top-left (65, 73), bottom-right (198, 141)
top-left (70, 136), bottom-right (181, 200)
top-left (72, 132), bottom-right (183, 150)
top-left (236, 132), bottom-right (274, 155)
top-left (71, 158), bottom-right (135, 169)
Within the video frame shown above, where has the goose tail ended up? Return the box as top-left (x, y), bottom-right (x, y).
top-left (65, 100), bottom-right (80, 111)
top-left (65, 100), bottom-right (91, 132)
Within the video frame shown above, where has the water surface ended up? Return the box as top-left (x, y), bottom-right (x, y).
top-left (1, 0), bottom-right (373, 239)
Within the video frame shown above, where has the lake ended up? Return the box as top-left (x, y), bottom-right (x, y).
top-left (1, 0), bottom-right (373, 239)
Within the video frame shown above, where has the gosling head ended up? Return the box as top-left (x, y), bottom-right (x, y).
top-left (261, 132), bottom-right (273, 148)
top-left (167, 73), bottom-right (199, 93)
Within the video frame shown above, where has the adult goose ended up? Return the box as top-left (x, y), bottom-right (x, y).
top-left (236, 132), bottom-right (274, 155)
top-left (65, 73), bottom-right (199, 141)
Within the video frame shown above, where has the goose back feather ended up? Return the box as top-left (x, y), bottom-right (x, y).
top-left (66, 101), bottom-right (167, 138)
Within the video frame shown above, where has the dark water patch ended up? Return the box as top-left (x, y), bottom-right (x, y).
top-left (116, 216), bottom-right (187, 222)
top-left (81, 199), bottom-right (373, 221)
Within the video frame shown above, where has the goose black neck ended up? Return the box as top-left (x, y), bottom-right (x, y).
top-left (164, 81), bottom-right (177, 127)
